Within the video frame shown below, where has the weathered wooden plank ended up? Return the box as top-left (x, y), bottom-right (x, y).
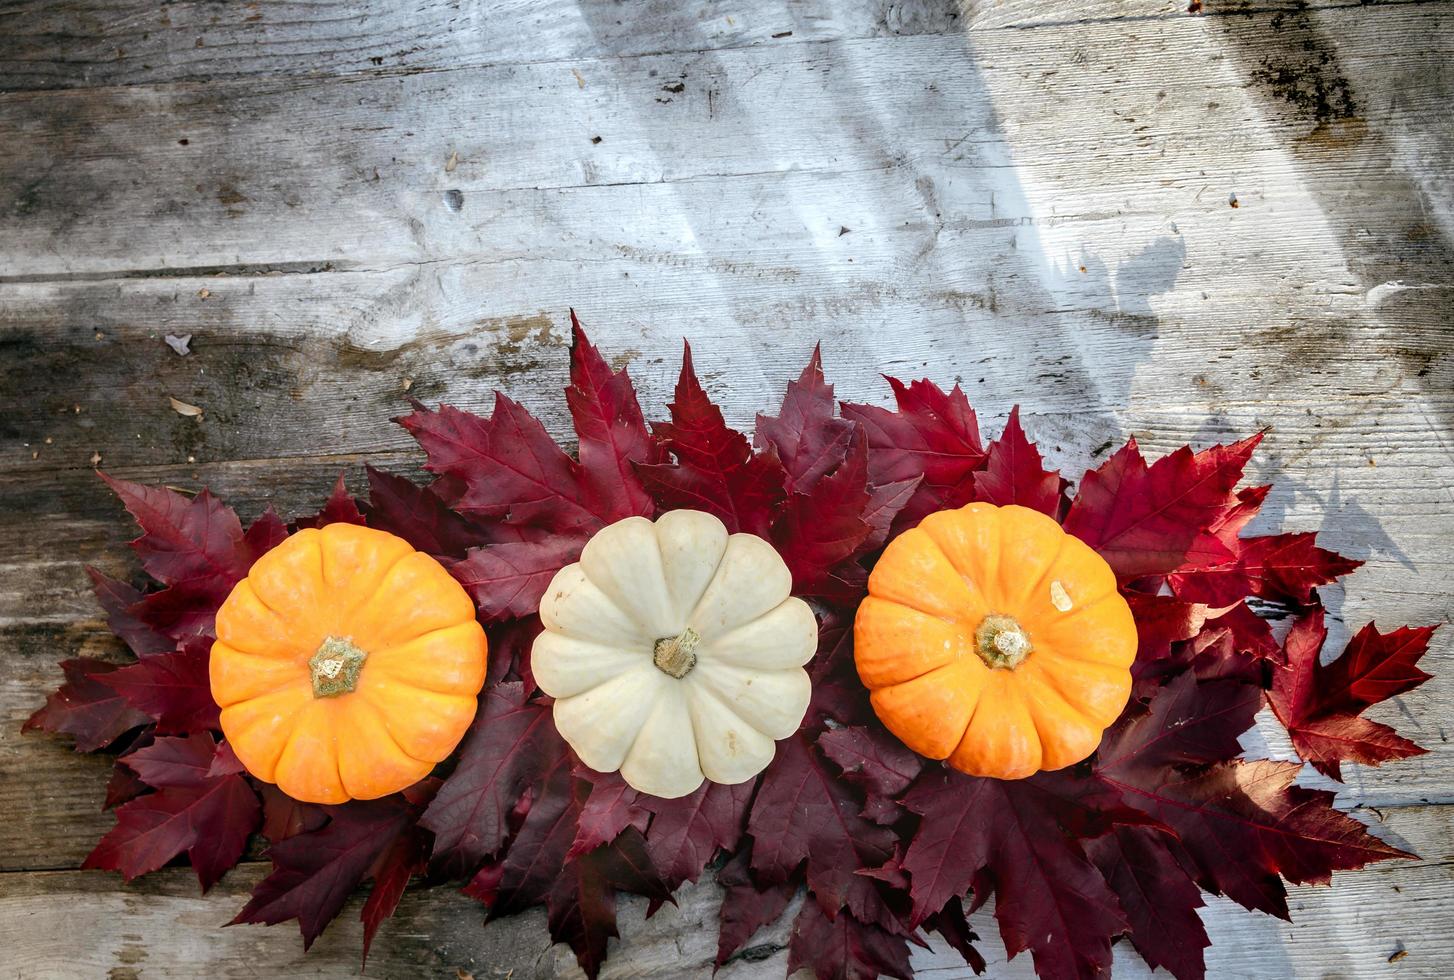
top-left (2, 7), bottom-right (1451, 277)
top-left (0, 804), bottom-right (1446, 979)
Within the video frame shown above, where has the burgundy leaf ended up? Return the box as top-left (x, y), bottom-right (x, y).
top-left (920, 896), bottom-right (987, 974)
top-left (749, 732), bottom-right (895, 923)
top-left (99, 474), bottom-right (250, 589)
top-left (788, 900), bottom-right (912, 980)
top-left (1086, 825), bottom-right (1209, 980)
top-left (860, 477), bottom-right (922, 551)
top-left (818, 725), bottom-right (923, 825)
top-left (241, 508), bottom-right (289, 563)
top-left (901, 769), bottom-right (1130, 980)
top-left (1125, 591), bottom-right (1211, 662)
top-left (449, 534), bottom-right (587, 623)
top-left (295, 472), bottom-right (366, 529)
top-left (772, 430), bottom-right (874, 596)
top-left (101, 638), bottom-right (218, 735)
top-left (637, 342), bottom-right (787, 536)
top-left (24, 658), bottom-right (152, 752)
top-left (971, 406), bottom-right (1064, 517)
top-left (756, 345), bottom-right (858, 494)
top-left (86, 733), bottom-right (259, 891)
top-left (1063, 435), bottom-right (1261, 579)
top-left (361, 785), bottom-right (438, 963)
top-left (399, 397), bottom-right (600, 533)
top-left (841, 377), bottom-right (986, 532)
top-left (259, 783), bottom-right (327, 843)
top-left (569, 769), bottom-right (649, 859)
top-left (1268, 610), bottom-right (1433, 780)
top-left (363, 466), bottom-right (490, 559)
top-left (1208, 600), bottom-right (1280, 661)
top-left (641, 778), bottom-right (755, 888)
top-left (566, 312), bottom-right (660, 520)
top-left (86, 567), bottom-right (171, 657)
top-left (232, 792), bottom-right (428, 949)
top-left (105, 759), bottom-right (151, 810)
top-left (421, 681), bottom-right (568, 877)
top-left (1100, 671), bottom-right (1262, 772)
top-left (716, 847), bottom-right (796, 967)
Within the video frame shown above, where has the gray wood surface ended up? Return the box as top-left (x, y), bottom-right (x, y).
top-left (1, 1), bottom-right (1452, 977)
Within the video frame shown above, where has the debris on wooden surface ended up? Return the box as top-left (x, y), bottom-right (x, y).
top-left (168, 397), bottom-right (203, 418)
top-left (164, 334), bottom-right (192, 356)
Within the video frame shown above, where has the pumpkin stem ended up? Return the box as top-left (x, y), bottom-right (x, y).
top-left (653, 627), bottom-right (701, 679)
top-left (310, 636), bottom-right (368, 697)
top-left (974, 614), bottom-right (1032, 670)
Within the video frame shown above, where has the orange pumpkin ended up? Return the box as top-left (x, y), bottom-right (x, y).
top-left (210, 523), bottom-right (487, 803)
top-left (854, 502), bottom-right (1135, 779)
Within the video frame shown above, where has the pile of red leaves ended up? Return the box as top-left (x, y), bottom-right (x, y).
top-left (27, 317), bottom-right (1435, 980)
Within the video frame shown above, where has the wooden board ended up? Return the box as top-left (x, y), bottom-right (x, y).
top-left (1, 0), bottom-right (1452, 976)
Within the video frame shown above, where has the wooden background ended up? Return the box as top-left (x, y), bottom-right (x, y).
top-left (2, 0), bottom-right (1452, 976)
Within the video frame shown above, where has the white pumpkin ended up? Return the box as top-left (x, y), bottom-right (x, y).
top-left (532, 510), bottom-right (817, 798)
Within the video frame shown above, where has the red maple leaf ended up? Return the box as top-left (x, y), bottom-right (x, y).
top-left (817, 725), bottom-right (923, 825)
top-left (363, 465), bottom-right (491, 559)
top-left (772, 431), bottom-right (874, 598)
top-left (1063, 435), bottom-right (1261, 579)
top-left (970, 406), bottom-right (1065, 517)
top-left (756, 346), bottom-right (858, 494)
top-left (448, 532), bottom-right (585, 623)
top-left (788, 900), bottom-right (913, 980)
top-left (294, 473), bottom-right (367, 529)
top-left (471, 761), bottom-right (671, 979)
top-left (100, 474), bottom-right (252, 589)
top-left (24, 658), bottom-right (152, 752)
top-left (232, 784), bottom-right (435, 956)
top-left (85, 733), bottom-right (259, 890)
top-left (258, 783), bottom-right (327, 843)
top-left (1085, 825), bottom-right (1209, 980)
top-left (920, 896), bottom-right (986, 974)
top-left (715, 847), bottom-right (797, 967)
top-left (569, 769), bottom-right (649, 859)
top-left (638, 342), bottom-right (787, 535)
top-left (748, 731), bottom-right (896, 924)
top-left (901, 769), bottom-right (1134, 979)
top-left (101, 636), bottom-right (218, 734)
top-left (1268, 609), bottom-right (1434, 779)
top-left (420, 681), bottom-right (568, 876)
top-left (86, 568), bottom-right (172, 657)
top-left (841, 377), bottom-right (986, 532)
top-left (566, 311), bottom-right (662, 519)
top-left (641, 777), bottom-right (755, 889)
top-left (1099, 671), bottom-right (1413, 918)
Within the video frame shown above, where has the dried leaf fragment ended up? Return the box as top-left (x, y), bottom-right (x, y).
top-left (165, 334), bottom-right (192, 356)
top-left (169, 397), bottom-right (204, 418)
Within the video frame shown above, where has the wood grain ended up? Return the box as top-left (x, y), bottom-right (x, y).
top-left (2, 0), bottom-right (1452, 976)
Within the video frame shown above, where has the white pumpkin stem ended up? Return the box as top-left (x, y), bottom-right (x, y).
top-left (974, 614), bottom-right (1032, 670)
top-left (653, 627), bottom-right (701, 679)
top-left (310, 636), bottom-right (368, 697)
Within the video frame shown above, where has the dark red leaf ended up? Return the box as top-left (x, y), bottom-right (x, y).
top-left (363, 466), bottom-right (490, 559)
top-left (756, 345), bottom-right (857, 494)
top-left (421, 681), bottom-right (568, 877)
top-left (641, 778), bottom-right (755, 888)
top-left (638, 343), bottom-right (787, 535)
top-left (1100, 671), bottom-right (1262, 772)
top-left (232, 791), bottom-right (429, 949)
top-left (23, 658), bottom-right (152, 752)
top-left (86, 734), bottom-right (259, 891)
top-left (817, 725), bottom-right (922, 825)
top-left (101, 638), bottom-right (218, 735)
top-left (449, 534), bottom-right (587, 623)
top-left (1268, 610), bottom-right (1433, 780)
top-left (241, 508), bottom-right (289, 563)
top-left (361, 783), bottom-right (439, 963)
top-left (295, 473), bottom-right (366, 529)
top-left (1125, 591), bottom-right (1211, 662)
top-left (1063, 435), bottom-right (1261, 579)
top-left (1208, 600), bottom-right (1280, 661)
top-left (569, 769), bottom-right (648, 859)
top-left (480, 763), bottom-right (670, 979)
top-left (259, 783), bottom-right (327, 843)
top-left (860, 477), bottom-right (922, 551)
top-left (1173, 530), bottom-right (1361, 608)
top-left (901, 769), bottom-right (1130, 980)
top-left (715, 847), bottom-right (796, 967)
top-left (567, 312), bottom-right (660, 520)
top-left (105, 759), bottom-right (151, 810)
top-left (1086, 825), bottom-right (1209, 980)
top-left (399, 396), bottom-right (600, 533)
top-left (99, 474), bottom-right (251, 589)
top-left (841, 377), bottom-right (986, 531)
top-left (788, 900), bottom-right (912, 980)
top-left (920, 896), bottom-right (987, 974)
top-left (86, 567), bottom-right (171, 657)
top-left (749, 732), bottom-right (895, 923)
top-left (971, 407), bottom-right (1064, 517)
top-left (772, 431), bottom-right (874, 596)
